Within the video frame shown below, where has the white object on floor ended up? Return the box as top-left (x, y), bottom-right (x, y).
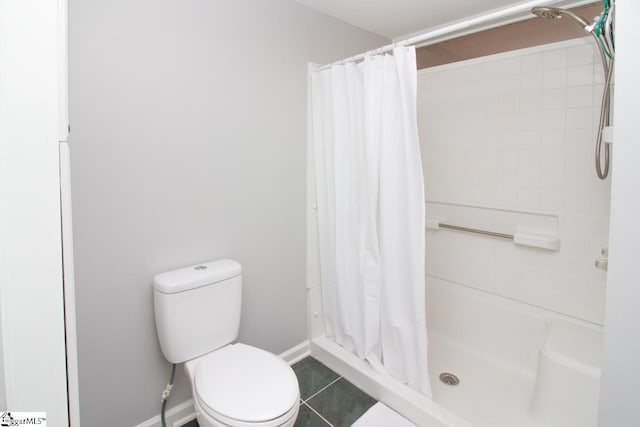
top-left (352, 402), bottom-right (417, 427)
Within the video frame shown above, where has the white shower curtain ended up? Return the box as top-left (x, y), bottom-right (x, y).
top-left (311, 46), bottom-right (431, 396)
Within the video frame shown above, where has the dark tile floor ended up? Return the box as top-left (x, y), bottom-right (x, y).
top-left (183, 357), bottom-right (376, 427)
top-left (293, 357), bottom-right (376, 427)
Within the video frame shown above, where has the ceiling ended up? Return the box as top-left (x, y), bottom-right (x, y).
top-left (294, 0), bottom-right (579, 40)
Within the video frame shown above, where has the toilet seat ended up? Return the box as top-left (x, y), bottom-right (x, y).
top-left (194, 343), bottom-right (299, 426)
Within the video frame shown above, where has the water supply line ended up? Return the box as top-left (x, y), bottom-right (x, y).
top-left (531, 1), bottom-right (615, 179)
top-left (161, 363), bottom-right (177, 427)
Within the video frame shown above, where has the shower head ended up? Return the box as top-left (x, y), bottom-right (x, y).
top-left (531, 6), bottom-right (562, 19)
top-left (532, 3), bottom-right (615, 180)
top-left (531, 6), bottom-right (590, 29)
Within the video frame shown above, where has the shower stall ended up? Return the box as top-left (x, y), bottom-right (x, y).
top-left (307, 2), bottom-right (614, 426)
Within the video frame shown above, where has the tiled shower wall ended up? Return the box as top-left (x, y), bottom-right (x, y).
top-left (418, 38), bottom-right (610, 324)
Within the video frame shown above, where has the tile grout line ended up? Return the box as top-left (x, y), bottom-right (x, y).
top-left (301, 375), bottom-right (342, 404)
top-left (301, 402), bottom-right (335, 427)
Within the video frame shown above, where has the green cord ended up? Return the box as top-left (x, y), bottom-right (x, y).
top-left (594, 0), bottom-right (613, 59)
top-left (594, 10), bottom-right (606, 37)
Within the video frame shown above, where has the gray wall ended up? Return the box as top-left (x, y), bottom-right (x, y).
top-left (68, 0), bottom-right (386, 425)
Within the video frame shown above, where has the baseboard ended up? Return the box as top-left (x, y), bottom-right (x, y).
top-left (134, 399), bottom-right (195, 427)
top-left (133, 340), bottom-right (310, 427)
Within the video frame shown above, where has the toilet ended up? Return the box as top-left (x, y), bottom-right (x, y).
top-left (153, 259), bottom-right (300, 427)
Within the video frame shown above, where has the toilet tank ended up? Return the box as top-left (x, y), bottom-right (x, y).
top-left (153, 259), bottom-right (242, 364)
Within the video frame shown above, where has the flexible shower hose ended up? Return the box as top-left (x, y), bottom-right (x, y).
top-left (594, 0), bottom-right (614, 179)
top-left (161, 363), bottom-right (177, 427)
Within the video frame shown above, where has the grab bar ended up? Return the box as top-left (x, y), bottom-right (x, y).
top-left (426, 218), bottom-right (560, 251)
top-left (438, 223), bottom-right (513, 240)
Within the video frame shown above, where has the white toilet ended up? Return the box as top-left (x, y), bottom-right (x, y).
top-left (153, 259), bottom-right (300, 427)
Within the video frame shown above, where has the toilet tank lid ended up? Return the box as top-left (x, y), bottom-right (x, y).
top-left (153, 259), bottom-right (241, 294)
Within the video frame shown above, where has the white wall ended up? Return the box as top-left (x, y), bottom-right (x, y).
top-left (418, 38), bottom-right (610, 325)
top-left (68, 0), bottom-right (387, 425)
top-left (0, 0), bottom-right (69, 423)
top-left (598, 2), bottom-right (640, 425)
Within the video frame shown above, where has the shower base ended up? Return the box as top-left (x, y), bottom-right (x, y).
top-left (429, 333), bottom-right (541, 427)
top-left (309, 278), bottom-right (602, 427)
top-left (427, 278), bottom-right (602, 427)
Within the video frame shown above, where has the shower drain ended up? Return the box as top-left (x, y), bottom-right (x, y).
top-left (439, 372), bottom-right (460, 386)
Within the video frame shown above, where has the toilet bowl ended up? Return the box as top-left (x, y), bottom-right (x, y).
top-left (153, 259), bottom-right (300, 427)
top-left (185, 344), bottom-right (300, 427)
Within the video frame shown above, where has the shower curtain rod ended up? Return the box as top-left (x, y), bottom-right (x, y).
top-left (318, 0), bottom-right (591, 70)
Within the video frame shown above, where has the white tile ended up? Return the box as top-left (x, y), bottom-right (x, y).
top-left (521, 52), bottom-right (543, 73)
top-left (562, 215), bottom-right (590, 237)
top-left (567, 44), bottom-right (594, 66)
top-left (542, 89), bottom-right (566, 110)
top-left (540, 170), bottom-right (565, 192)
top-left (493, 94), bottom-right (520, 114)
top-left (591, 194), bottom-right (611, 218)
top-left (517, 150), bottom-right (541, 171)
top-left (497, 149), bottom-right (517, 170)
top-left (566, 149), bottom-right (591, 173)
top-left (519, 92), bottom-right (542, 112)
top-left (566, 108), bottom-right (594, 129)
top-left (543, 68), bottom-right (567, 90)
top-left (494, 57), bottom-right (522, 77)
top-left (592, 85), bottom-right (613, 106)
top-left (566, 129), bottom-right (594, 150)
top-left (518, 169), bottom-right (541, 190)
top-left (500, 76), bottom-right (522, 95)
top-left (591, 172), bottom-right (612, 196)
top-left (565, 171), bottom-right (593, 192)
top-left (592, 107), bottom-right (602, 128)
top-left (567, 86), bottom-right (593, 108)
top-left (493, 184), bottom-right (518, 208)
top-left (496, 169), bottom-right (518, 184)
top-left (477, 60), bottom-right (502, 80)
top-left (543, 49), bottom-right (567, 70)
top-left (563, 192), bottom-right (591, 215)
top-left (567, 65), bottom-right (594, 87)
top-left (589, 216), bottom-right (610, 239)
top-left (520, 72), bottom-right (543, 91)
top-left (515, 131), bottom-right (541, 150)
top-left (540, 191), bottom-right (564, 213)
top-left (487, 112), bottom-right (519, 132)
top-left (421, 150), bottom-right (439, 169)
top-left (541, 109), bottom-right (566, 130)
top-left (516, 189), bottom-right (542, 211)
top-left (540, 130), bottom-right (565, 150)
top-left (519, 110), bottom-right (542, 131)
top-left (493, 132), bottom-right (512, 149)
top-left (425, 183), bottom-right (448, 202)
top-left (464, 64), bottom-right (485, 83)
top-left (593, 63), bottom-right (606, 84)
top-left (541, 150), bottom-right (565, 171)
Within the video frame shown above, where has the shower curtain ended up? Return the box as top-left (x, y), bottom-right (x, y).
top-left (311, 46), bottom-right (431, 396)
